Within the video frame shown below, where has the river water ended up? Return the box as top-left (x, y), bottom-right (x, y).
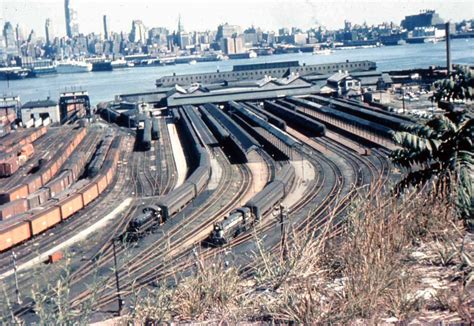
top-left (2, 38), bottom-right (473, 105)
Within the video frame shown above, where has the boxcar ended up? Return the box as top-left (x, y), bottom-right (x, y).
top-left (0, 199), bottom-right (28, 220)
top-left (28, 206), bottom-right (62, 235)
top-left (95, 173), bottom-right (108, 193)
top-left (0, 219), bottom-right (31, 252)
top-left (0, 184), bottom-right (29, 204)
top-left (58, 193), bottom-right (84, 219)
top-left (80, 182), bottom-right (99, 206)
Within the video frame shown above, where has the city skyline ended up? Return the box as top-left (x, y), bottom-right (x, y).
top-left (1, 0), bottom-right (473, 38)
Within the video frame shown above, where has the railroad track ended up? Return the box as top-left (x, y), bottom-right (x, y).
top-left (69, 146), bottom-right (256, 311)
top-left (0, 133), bottom-right (136, 310)
top-left (0, 127), bottom-right (71, 190)
top-left (0, 129), bottom-right (104, 267)
top-left (67, 119), bottom-right (180, 284)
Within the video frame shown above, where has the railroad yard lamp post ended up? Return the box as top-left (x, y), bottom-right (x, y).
top-left (11, 251), bottom-right (22, 305)
top-left (274, 204), bottom-right (289, 261)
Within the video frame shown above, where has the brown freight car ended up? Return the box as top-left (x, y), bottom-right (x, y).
top-left (79, 182), bottom-right (99, 206)
top-left (0, 219), bottom-right (32, 252)
top-left (95, 173), bottom-right (108, 193)
top-left (26, 188), bottom-right (50, 209)
top-left (0, 184), bottom-right (29, 204)
top-left (27, 206), bottom-right (62, 235)
top-left (0, 199), bottom-right (28, 220)
top-left (46, 175), bottom-right (66, 197)
top-left (57, 193), bottom-right (84, 219)
top-left (25, 175), bottom-right (43, 194)
top-left (0, 155), bottom-right (19, 176)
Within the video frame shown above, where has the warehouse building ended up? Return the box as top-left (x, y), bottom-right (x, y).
top-left (21, 99), bottom-right (60, 125)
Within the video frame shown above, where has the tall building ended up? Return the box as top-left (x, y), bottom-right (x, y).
top-left (401, 10), bottom-right (444, 31)
top-left (0, 18), bottom-right (5, 61)
top-left (223, 35), bottom-right (245, 55)
top-left (45, 19), bottom-right (52, 45)
top-left (3, 22), bottom-right (18, 55)
top-left (129, 20), bottom-right (147, 43)
top-left (15, 24), bottom-right (25, 44)
top-left (175, 16), bottom-right (192, 49)
top-left (65, 0), bottom-right (79, 38)
top-left (216, 23), bottom-right (242, 42)
top-left (103, 15), bottom-right (109, 40)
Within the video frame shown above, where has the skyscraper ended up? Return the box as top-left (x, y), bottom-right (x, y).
top-left (65, 0), bottom-right (79, 38)
top-left (45, 19), bottom-right (52, 45)
top-left (129, 20), bottom-right (147, 43)
top-left (65, 0), bottom-right (72, 38)
top-left (3, 22), bottom-right (18, 55)
top-left (103, 15), bottom-right (109, 40)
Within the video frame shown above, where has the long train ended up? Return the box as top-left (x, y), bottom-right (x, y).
top-left (125, 107), bottom-right (211, 239)
top-left (0, 131), bottom-right (105, 219)
top-left (0, 136), bottom-right (123, 252)
top-left (0, 128), bottom-right (88, 205)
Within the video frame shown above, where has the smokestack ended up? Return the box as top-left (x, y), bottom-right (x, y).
top-left (445, 22), bottom-right (451, 75)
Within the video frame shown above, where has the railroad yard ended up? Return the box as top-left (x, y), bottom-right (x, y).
top-left (0, 92), bottom-right (414, 323)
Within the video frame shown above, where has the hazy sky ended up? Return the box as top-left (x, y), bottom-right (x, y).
top-left (1, 0), bottom-right (473, 38)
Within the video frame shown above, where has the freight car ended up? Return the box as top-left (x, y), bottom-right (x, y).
top-left (208, 164), bottom-right (295, 246)
top-left (87, 135), bottom-right (114, 178)
top-left (263, 100), bottom-right (326, 137)
top-left (0, 136), bottom-right (123, 252)
top-left (0, 128), bottom-right (87, 204)
top-left (151, 118), bottom-right (160, 140)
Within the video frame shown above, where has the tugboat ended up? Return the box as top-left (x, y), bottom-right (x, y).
top-left (0, 67), bottom-right (32, 80)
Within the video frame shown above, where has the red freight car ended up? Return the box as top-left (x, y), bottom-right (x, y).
top-left (0, 199), bottom-right (29, 220)
top-left (0, 184), bottom-right (29, 204)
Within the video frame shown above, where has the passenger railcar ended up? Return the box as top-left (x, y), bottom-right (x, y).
top-left (244, 102), bottom-right (287, 130)
top-left (151, 118), bottom-right (160, 140)
top-left (264, 101), bottom-right (325, 137)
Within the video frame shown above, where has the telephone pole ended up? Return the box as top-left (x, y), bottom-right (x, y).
top-left (12, 251), bottom-right (22, 305)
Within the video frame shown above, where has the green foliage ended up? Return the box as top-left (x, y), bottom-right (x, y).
top-left (432, 66), bottom-right (474, 103)
top-left (391, 67), bottom-right (473, 225)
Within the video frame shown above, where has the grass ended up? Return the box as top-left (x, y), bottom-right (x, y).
top-left (129, 179), bottom-right (471, 324)
top-left (2, 179), bottom-right (471, 324)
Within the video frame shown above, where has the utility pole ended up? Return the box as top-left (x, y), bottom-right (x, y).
top-left (402, 85), bottom-right (406, 114)
top-left (445, 22), bottom-right (452, 75)
top-left (112, 239), bottom-right (123, 315)
top-left (11, 251), bottom-right (22, 305)
top-left (280, 205), bottom-right (288, 261)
